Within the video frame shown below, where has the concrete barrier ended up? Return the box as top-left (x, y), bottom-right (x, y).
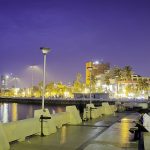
top-left (34, 109), bottom-right (57, 135)
top-left (0, 107), bottom-right (81, 150)
top-left (137, 103), bottom-right (148, 109)
top-left (66, 106), bottom-right (82, 124)
top-left (3, 118), bottom-right (40, 142)
top-left (101, 102), bottom-right (116, 115)
top-left (0, 123), bottom-right (10, 150)
top-left (52, 112), bottom-right (69, 128)
top-left (85, 104), bottom-right (101, 119)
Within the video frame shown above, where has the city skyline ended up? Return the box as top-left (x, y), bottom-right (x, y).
top-left (0, 0), bottom-right (150, 84)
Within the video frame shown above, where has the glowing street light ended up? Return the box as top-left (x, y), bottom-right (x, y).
top-left (40, 47), bottom-right (51, 111)
top-left (5, 75), bottom-right (10, 80)
top-left (93, 61), bottom-right (99, 65)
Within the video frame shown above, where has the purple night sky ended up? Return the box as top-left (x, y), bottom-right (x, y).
top-left (0, 0), bottom-right (150, 86)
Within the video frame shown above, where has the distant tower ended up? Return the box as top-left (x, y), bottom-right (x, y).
top-left (86, 61), bottom-right (93, 85)
top-left (1, 75), bottom-right (7, 90)
top-left (85, 61), bottom-right (110, 85)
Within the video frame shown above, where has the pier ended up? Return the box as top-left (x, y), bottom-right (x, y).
top-left (10, 112), bottom-right (139, 150)
top-left (0, 101), bottom-right (149, 150)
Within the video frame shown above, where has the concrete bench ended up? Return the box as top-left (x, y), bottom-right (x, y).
top-left (137, 113), bottom-right (150, 150)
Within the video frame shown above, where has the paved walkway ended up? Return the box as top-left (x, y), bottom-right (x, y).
top-left (10, 112), bottom-right (139, 150)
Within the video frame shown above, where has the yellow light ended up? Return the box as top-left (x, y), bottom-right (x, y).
top-left (84, 88), bottom-right (89, 93)
top-left (64, 91), bottom-right (70, 98)
top-left (121, 118), bottom-right (129, 122)
top-left (120, 118), bottom-right (129, 146)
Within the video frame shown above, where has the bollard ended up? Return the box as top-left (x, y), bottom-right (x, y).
top-left (90, 107), bottom-right (92, 120)
top-left (84, 107), bottom-right (89, 121)
top-left (89, 107), bottom-right (97, 120)
top-left (40, 115), bottom-right (51, 137)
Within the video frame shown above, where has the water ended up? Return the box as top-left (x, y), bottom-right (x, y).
top-left (0, 103), bottom-right (66, 123)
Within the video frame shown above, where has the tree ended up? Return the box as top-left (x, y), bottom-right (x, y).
top-left (137, 79), bottom-right (149, 93)
top-left (76, 73), bottom-right (82, 82)
top-left (112, 66), bottom-right (122, 80)
top-left (122, 65), bottom-right (132, 81)
top-left (104, 75), bottom-right (110, 86)
top-left (32, 86), bottom-right (41, 97)
top-left (45, 82), bottom-right (55, 97)
top-left (73, 73), bottom-right (84, 93)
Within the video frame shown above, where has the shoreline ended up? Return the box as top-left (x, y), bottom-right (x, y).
top-left (0, 97), bottom-right (149, 106)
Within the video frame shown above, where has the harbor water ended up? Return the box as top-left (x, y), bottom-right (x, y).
top-left (0, 102), bottom-right (65, 123)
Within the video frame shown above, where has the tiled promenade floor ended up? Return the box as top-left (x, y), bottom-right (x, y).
top-left (10, 112), bottom-right (139, 150)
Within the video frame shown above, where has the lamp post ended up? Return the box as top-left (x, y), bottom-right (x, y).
top-left (87, 66), bottom-right (93, 120)
top-left (115, 76), bottom-right (119, 98)
top-left (40, 47), bottom-right (51, 111)
top-left (87, 66), bottom-right (93, 104)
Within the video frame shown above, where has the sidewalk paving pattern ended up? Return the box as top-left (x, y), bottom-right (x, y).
top-left (10, 112), bottom-right (139, 150)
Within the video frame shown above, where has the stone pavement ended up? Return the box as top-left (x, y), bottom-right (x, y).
top-left (10, 112), bottom-right (139, 150)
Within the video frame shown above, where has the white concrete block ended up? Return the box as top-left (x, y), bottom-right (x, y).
top-left (52, 112), bottom-right (69, 128)
top-left (86, 104), bottom-right (101, 119)
top-left (3, 118), bottom-right (40, 142)
top-left (102, 102), bottom-right (114, 115)
top-left (66, 106), bottom-right (82, 124)
top-left (137, 103), bottom-right (148, 109)
top-left (34, 109), bottom-right (57, 135)
top-left (0, 123), bottom-right (10, 150)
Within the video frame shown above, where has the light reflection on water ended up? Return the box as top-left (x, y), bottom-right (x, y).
top-left (0, 103), bottom-right (66, 123)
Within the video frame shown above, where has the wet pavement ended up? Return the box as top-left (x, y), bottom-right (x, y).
top-left (10, 112), bottom-right (139, 150)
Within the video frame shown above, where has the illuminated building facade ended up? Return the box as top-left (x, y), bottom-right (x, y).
top-left (86, 61), bottom-right (110, 85)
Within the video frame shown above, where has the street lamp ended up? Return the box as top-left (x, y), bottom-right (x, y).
top-left (87, 66), bottom-right (93, 104)
top-left (40, 47), bottom-right (51, 111)
top-left (115, 76), bottom-right (119, 98)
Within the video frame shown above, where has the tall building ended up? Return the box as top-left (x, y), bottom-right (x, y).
top-left (86, 61), bottom-right (110, 85)
top-left (1, 75), bottom-right (7, 90)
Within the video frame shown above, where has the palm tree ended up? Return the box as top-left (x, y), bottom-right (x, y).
top-left (112, 66), bottom-right (122, 80)
top-left (45, 82), bottom-right (55, 97)
top-left (104, 75), bottom-right (110, 86)
top-left (57, 82), bottom-right (66, 98)
top-left (137, 79), bottom-right (149, 92)
top-left (112, 67), bottom-right (122, 96)
top-left (73, 73), bottom-right (84, 93)
top-left (122, 66), bottom-right (132, 81)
